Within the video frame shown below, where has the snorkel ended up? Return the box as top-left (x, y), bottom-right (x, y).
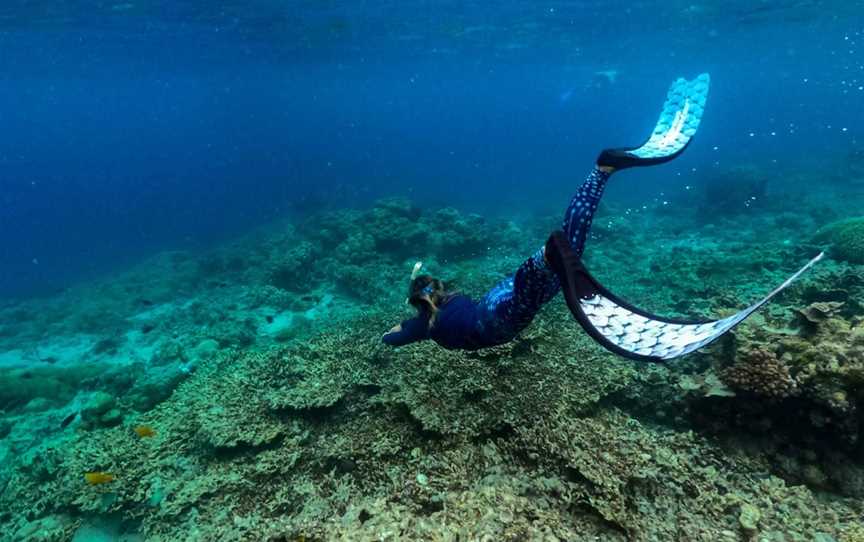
top-left (411, 261), bottom-right (423, 281)
top-left (406, 262), bottom-right (444, 318)
top-left (406, 261), bottom-right (423, 304)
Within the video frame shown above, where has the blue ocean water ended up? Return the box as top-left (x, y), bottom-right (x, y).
top-left (0, 1), bottom-right (861, 298)
top-left (3, 4), bottom-right (864, 540)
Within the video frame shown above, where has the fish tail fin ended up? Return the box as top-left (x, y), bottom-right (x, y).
top-left (598, 73), bottom-right (710, 170)
top-left (547, 230), bottom-right (823, 361)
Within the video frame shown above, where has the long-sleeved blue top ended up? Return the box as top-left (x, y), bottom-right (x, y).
top-left (382, 295), bottom-right (491, 350)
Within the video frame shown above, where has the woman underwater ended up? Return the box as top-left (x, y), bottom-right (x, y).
top-left (382, 74), bottom-right (823, 362)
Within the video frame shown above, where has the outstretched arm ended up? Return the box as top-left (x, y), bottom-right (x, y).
top-left (382, 315), bottom-right (430, 347)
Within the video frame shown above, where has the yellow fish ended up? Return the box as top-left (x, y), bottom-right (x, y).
top-left (84, 472), bottom-right (115, 485)
top-left (134, 425), bottom-right (156, 438)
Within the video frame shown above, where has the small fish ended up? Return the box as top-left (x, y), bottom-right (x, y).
top-left (84, 471), bottom-right (115, 485)
top-left (134, 425), bottom-right (156, 438)
top-left (60, 412), bottom-right (78, 429)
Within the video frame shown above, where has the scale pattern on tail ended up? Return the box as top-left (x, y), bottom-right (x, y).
top-left (630, 73), bottom-right (710, 159)
top-left (578, 252), bottom-right (824, 361)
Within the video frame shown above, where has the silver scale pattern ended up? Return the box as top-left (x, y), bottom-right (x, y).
top-left (579, 252), bottom-right (824, 360)
top-left (579, 295), bottom-right (736, 360)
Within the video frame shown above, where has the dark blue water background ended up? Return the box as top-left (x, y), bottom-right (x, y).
top-left (0, 1), bottom-right (861, 298)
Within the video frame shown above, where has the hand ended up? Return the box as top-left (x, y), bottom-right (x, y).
top-left (382, 323), bottom-right (401, 339)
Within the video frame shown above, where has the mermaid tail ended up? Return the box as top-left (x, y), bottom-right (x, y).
top-left (598, 73), bottom-right (710, 170)
top-left (545, 231), bottom-right (823, 362)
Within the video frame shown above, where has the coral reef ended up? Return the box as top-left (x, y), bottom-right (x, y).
top-left (2, 313), bottom-right (862, 541)
top-left (813, 217), bottom-right (864, 264)
top-left (0, 167), bottom-right (863, 541)
top-left (80, 392), bottom-right (122, 429)
top-left (720, 349), bottom-right (798, 399)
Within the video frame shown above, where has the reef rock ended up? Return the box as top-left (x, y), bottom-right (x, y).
top-left (813, 217), bottom-right (864, 264)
